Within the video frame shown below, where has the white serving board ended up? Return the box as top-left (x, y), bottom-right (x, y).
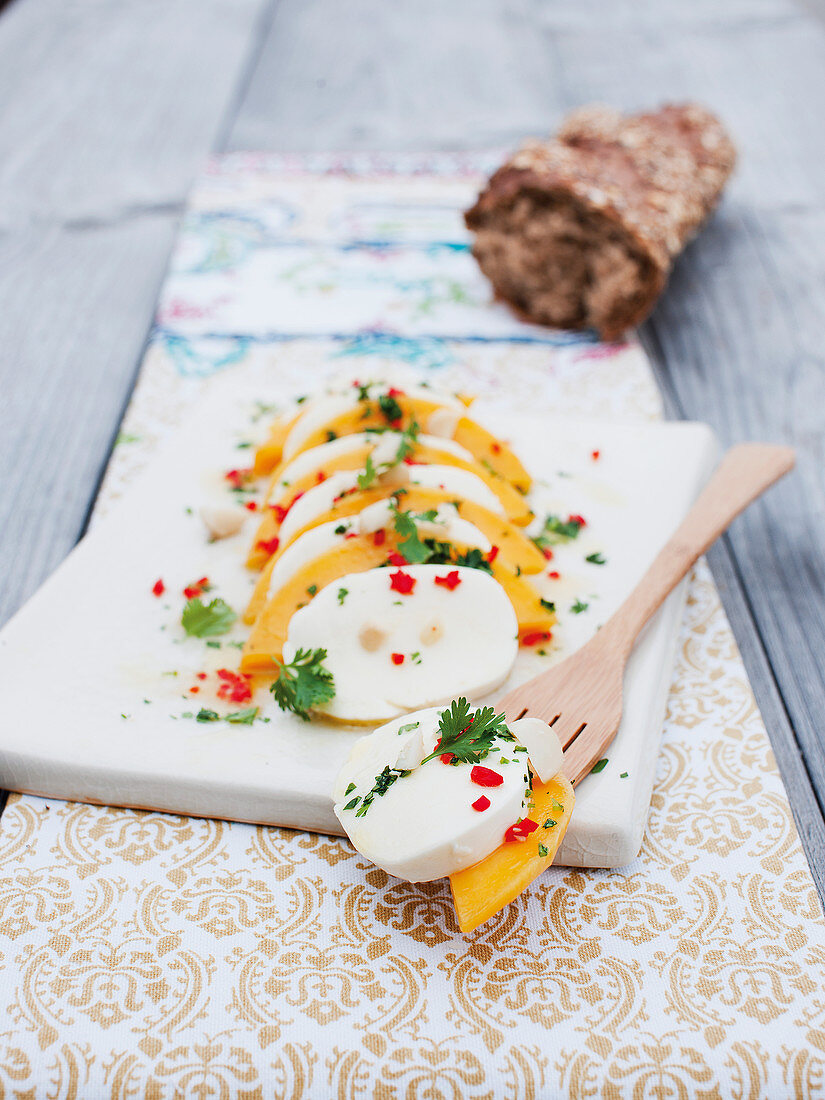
top-left (0, 384), bottom-right (716, 867)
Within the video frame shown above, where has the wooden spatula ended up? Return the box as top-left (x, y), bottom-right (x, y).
top-left (495, 443), bottom-right (795, 786)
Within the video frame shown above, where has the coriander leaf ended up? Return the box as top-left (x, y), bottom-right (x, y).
top-left (591, 758), bottom-right (608, 774)
top-left (391, 504), bottom-right (438, 564)
top-left (585, 551), bottom-right (607, 565)
top-left (540, 598), bottom-right (556, 612)
top-left (271, 647), bottom-right (335, 721)
top-left (532, 514), bottom-right (584, 554)
top-left (345, 782), bottom-right (356, 795)
top-left (196, 708), bottom-right (219, 723)
top-left (538, 843), bottom-right (549, 857)
top-left (337, 587), bottom-right (348, 605)
top-left (226, 706), bottom-right (259, 724)
top-left (378, 393), bottom-right (403, 423)
top-left (357, 453), bottom-right (378, 490)
top-left (397, 721), bottom-right (420, 735)
top-left (420, 697), bottom-right (512, 766)
top-left (570, 599), bottom-right (589, 614)
top-left (544, 818), bottom-right (557, 829)
top-left (394, 418), bottom-right (420, 462)
top-left (182, 597), bottom-right (237, 637)
top-left (453, 547), bottom-right (493, 573)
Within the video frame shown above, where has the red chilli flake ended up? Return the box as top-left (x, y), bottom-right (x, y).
top-left (504, 819), bottom-right (539, 843)
top-left (256, 537), bottom-right (280, 556)
top-left (216, 668), bottom-right (253, 705)
top-left (152, 578), bottom-right (165, 597)
top-left (344, 532), bottom-right (359, 540)
top-left (472, 796), bottom-right (491, 813)
top-left (316, 471), bottom-right (327, 483)
top-left (568, 514), bottom-right (587, 528)
top-left (245, 501), bottom-right (258, 511)
top-left (471, 765), bottom-right (504, 788)
top-left (387, 387), bottom-right (405, 398)
top-left (389, 570), bottom-right (416, 595)
top-left (491, 442), bottom-right (501, 454)
top-left (225, 467), bottom-right (252, 489)
top-left (542, 547), bottom-right (554, 561)
top-left (434, 570), bottom-right (461, 591)
top-left (487, 546), bottom-right (499, 565)
top-left (270, 503), bottom-right (288, 524)
top-left (391, 652), bottom-right (405, 666)
top-left (388, 551), bottom-right (408, 567)
top-left (440, 753), bottom-right (455, 765)
top-left (183, 576), bottom-right (210, 599)
top-left (189, 686), bottom-right (200, 694)
top-left (196, 672), bottom-right (207, 681)
top-left (548, 571), bottom-right (560, 580)
top-left (522, 630), bottom-right (552, 647)
top-left (591, 450), bottom-right (601, 461)
top-left (373, 529), bottom-right (386, 547)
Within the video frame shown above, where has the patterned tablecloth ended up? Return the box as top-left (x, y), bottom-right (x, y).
top-left (1, 155), bottom-right (823, 1099)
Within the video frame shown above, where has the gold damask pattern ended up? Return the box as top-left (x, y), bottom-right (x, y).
top-left (2, 165), bottom-right (824, 1096)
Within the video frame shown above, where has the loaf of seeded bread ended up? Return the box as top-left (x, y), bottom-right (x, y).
top-left (464, 104), bottom-right (736, 339)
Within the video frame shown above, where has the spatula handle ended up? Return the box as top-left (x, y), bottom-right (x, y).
top-left (597, 443), bottom-right (795, 657)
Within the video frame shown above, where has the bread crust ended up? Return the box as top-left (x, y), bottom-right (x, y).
top-left (465, 104), bottom-right (736, 339)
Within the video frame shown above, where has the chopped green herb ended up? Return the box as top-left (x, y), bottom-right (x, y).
top-left (378, 393), bottom-right (403, 423)
top-left (550, 797), bottom-right (564, 812)
top-left (355, 765), bottom-right (410, 817)
top-left (235, 441), bottom-right (253, 450)
top-left (334, 524), bottom-right (348, 535)
top-left (120, 713), bottom-right (130, 720)
top-left (326, 429), bottom-right (338, 442)
top-left (227, 641), bottom-right (245, 650)
top-left (226, 706), bottom-right (259, 725)
top-left (356, 454), bottom-right (378, 490)
top-left (295, 395), bottom-right (308, 405)
top-left (586, 552), bottom-right (607, 565)
top-left (181, 597), bottom-right (237, 637)
top-left (356, 382), bottom-right (372, 402)
top-left (391, 502), bottom-right (440, 564)
top-left (344, 797), bottom-right (360, 811)
top-left (345, 782), bottom-right (356, 795)
top-left (544, 819), bottom-right (557, 829)
top-left (591, 758), bottom-right (609, 774)
top-left (397, 721), bottom-right (420, 735)
top-left (538, 843), bottom-right (549, 857)
top-left (196, 708), bottom-right (219, 723)
top-left (420, 697), bottom-right (512, 766)
top-left (271, 647), bottom-right (335, 721)
top-left (206, 640), bottom-right (221, 649)
top-left (337, 587), bottom-right (348, 605)
top-left (540, 598), bottom-right (556, 613)
top-left (620, 771), bottom-right (628, 779)
top-left (184, 506), bottom-right (193, 515)
top-left (570, 599), bottom-right (589, 614)
top-left (307, 584), bottom-right (318, 596)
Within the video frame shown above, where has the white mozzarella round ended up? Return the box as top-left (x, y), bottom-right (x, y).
top-left (509, 717), bottom-right (564, 783)
top-left (283, 565), bottom-right (517, 722)
top-left (333, 707), bottom-right (530, 881)
top-left (282, 385), bottom-right (463, 460)
top-left (270, 431), bottom-right (474, 508)
top-left (278, 463), bottom-right (503, 548)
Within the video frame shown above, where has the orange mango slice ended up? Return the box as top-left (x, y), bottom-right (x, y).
top-left (449, 773), bottom-right (574, 933)
top-left (453, 416), bottom-right (531, 493)
top-left (278, 486), bottom-right (545, 574)
top-left (253, 410), bottom-right (302, 476)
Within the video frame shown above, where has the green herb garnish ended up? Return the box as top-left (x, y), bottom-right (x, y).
top-left (354, 765), bottom-right (411, 816)
top-left (271, 647), bottom-right (335, 721)
top-left (591, 758), bottom-right (608, 774)
top-left (196, 708), bottom-right (219, 722)
top-left (181, 597), bottom-right (237, 637)
top-left (538, 843), bottom-right (549, 857)
top-left (586, 552), bottom-right (607, 565)
top-left (226, 706), bottom-right (259, 724)
top-left (540, 598), bottom-right (556, 613)
top-left (337, 587), bottom-right (348, 605)
top-left (420, 697), bottom-right (512, 766)
top-left (378, 393), bottom-right (403, 423)
top-left (571, 599), bottom-right (589, 614)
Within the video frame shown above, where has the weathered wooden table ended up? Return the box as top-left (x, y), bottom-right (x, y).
top-left (2, 0), bottom-right (824, 896)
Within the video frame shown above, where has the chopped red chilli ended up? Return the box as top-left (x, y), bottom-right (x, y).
top-left (245, 501), bottom-right (258, 511)
top-left (471, 765), bottom-right (504, 788)
top-left (388, 552), bottom-right (407, 567)
top-left (472, 796), bottom-right (491, 812)
top-left (568, 514), bottom-right (587, 528)
top-left (152, 578), bottom-right (165, 597)
top-left (256, 537), bottom-right (280, 556)
top-left (373, 529), bottom-right (386, 546)
top-left (591, 450), bottom-right (601, 460)
top-left (183, 576), bottom-right (210, 599)
top-left (391, 652), bottom-right (405, 666)
top-left (389, 570), bottom-right (416, 595)
top-left (522, 630), bottom-right (552, 647)
top-left (434, 570), bottom-right (461, 591)
top-left (486, 546), bottom-right (499, 564)
top-left (270, 503), bottom-right (288, 523)
top-left (216, 668), bottom-right (253, 705)
top-left (225, 468), bottom-right (253, 489)
top-left (548, 571), bottom-right (560, 580)
top-left (505, 819), bottom-right (539, 842)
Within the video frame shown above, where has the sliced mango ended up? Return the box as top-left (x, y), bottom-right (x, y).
top-left (253, 410), bottom-right (302, 476)
top-left (285, 396), bottom-right (455, 459)
top-left (278, 486), bottom-right (545, 574)
top-left (449, 773), bottom-right (575, 933)
top-left (454, 416), bottom-right (532, 493)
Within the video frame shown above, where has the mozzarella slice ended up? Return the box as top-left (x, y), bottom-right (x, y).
top-left (284, 565), bottom-right (517, 722)
top-left (270, 431), bottom-right (475, 506)
top-left (333, 707), bottom-right (530, 881)
top-left (277, 463), bottom-right (503, 547)
top-left (265, 519), bottom-right (354, 601)
top-left (509, 717), bottom-right (564, 783)
top-left (282, 385), bottom-right (463, 460)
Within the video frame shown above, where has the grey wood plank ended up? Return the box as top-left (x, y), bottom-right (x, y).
top-left (0, 0), bottom-right (267, 628)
